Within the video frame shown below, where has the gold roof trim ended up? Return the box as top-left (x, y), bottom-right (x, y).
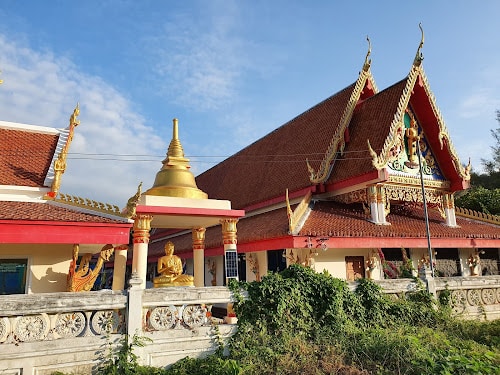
top-left (55, 192), bottom-right (126, 217)
top-left (368, 63), bottom-right (420, 170)
top-left (368, 25), bottom-right (469, 181)
top-left (307, 42), bottom-right (378, 184)
top-left (287, 190), bottom-right (312, 234)
top-left (455, 207), bottom-right (500, 225)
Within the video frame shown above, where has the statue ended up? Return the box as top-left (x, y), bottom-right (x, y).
top-left (67, 244), bottom-right (114, 292)
top-left (123, 182), bottom-right (142, 218)
top-left (405, 119), bottom-right (420, 168)
top-left (365, 253), bottom-right (377, 280)
top-left (153, 241), bottom-right (194, 287)
top-left (69, 103), bottom-right (80, 127)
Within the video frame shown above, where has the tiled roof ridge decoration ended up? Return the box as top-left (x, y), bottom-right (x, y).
top-left (455, 206), bottom-right (500, 225)
top-left (55, 192), bottom-right (125, 217)
top-left (45, 104), bottom-right (81, 198)
top-left (307, 37), bottom-right (378, 184)
top-left (286, 189), bottom-right (312, 234)
top-left (367, 24), bottom-right (470, 182)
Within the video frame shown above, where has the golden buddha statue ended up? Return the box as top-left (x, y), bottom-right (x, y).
top-left (153, 241), bottom-right (194, 287)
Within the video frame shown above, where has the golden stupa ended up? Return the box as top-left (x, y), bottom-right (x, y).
top-left (145, 119), bottom-right (208, 199)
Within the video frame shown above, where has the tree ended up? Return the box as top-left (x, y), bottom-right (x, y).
top-left (456, 111), bottom-right (500, 214)
top-left (481, 110), bottom-right (500, 175)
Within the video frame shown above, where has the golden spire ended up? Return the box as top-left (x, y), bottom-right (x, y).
top-left (413, 23), bottom-right (425, 66)
top-left (0, 70), bottom-right (3, 84)
top-left (145, 118), bottom-right (208, 199)
top-left (362, 35), bottom-right (372, 72)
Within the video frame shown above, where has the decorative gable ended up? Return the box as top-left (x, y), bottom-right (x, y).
top-left (387, 107), bottom-right (445, 181)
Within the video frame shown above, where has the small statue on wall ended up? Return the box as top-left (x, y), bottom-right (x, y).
top-left (248, 253), bottom-right (260, 282)
top-left (208, 259), bottom-right (217, 286)
top-left (365, 251), bottom-right (377, 279)
top-left (467, 250), bottom-right (481, 276)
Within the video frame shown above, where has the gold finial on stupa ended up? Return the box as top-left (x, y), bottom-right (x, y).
top-left (145, 118), bottom-right (208, 199)
top-left (413, 23), bottom-right (425, 66)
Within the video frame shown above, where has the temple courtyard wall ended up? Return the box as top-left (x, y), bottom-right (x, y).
top-left (1, 276), bottom-right (500, 374)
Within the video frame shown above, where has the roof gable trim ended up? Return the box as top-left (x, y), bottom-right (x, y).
top-left (307, 68), bottom-right (377, 184)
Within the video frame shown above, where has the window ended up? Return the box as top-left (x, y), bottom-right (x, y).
top-left (0, 259), bottom-right (27, 294)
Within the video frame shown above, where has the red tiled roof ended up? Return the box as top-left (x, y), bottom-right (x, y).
top-left (327, 79), bottom-right (407, 184)
top-left (0, 128), bottom-right (59, 187)
top-left (149, 202), bottom-right (499, 256)
top-left (0, 201), bottom-right (126, 223)
top-left (196, 84), bottom-right (357, 209)
top-left (300, 201), bottom-right (500, 240)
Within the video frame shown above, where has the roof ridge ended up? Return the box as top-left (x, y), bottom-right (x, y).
top-left (52, 192), bottom-right (129, 220)
top-left (455, 206), bottom-right (500, 225)
top-left (196, 83), bottom-right (358, 178)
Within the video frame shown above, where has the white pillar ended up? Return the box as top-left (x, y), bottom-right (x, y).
top-left (131, 214), bottom-right (152, 289)
top-left (368, 185), bottom-right (379, 223)
top-left (444, 193), bottom-right (457, 227)
top-left (192, 227), bottom-right (206, 287)
top-left (377, 186), bottom-right (387, 224)
top-left (112, 244), bottom-right (129, 290)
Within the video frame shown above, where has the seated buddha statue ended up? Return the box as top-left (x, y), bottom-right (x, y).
top-left (153, 241), bottom-right (194, 287)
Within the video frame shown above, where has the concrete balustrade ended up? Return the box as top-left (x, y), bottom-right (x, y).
top-left (1, 275), bottom-right (500, 373)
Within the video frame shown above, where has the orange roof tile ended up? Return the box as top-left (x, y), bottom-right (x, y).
top-left (327, 79), bottom-right (407, 184)
top-left (0, 201), bottom-right (126, 223)
top-left (0, 127), bottom-right (59, 187)
top-left (196, 83), bottom-right (357, 209)
top-left (299, 201), bottom-right (500, 240)
top-left (150, 202), bottom-right (499, 256)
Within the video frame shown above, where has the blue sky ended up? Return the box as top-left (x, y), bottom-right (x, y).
top-left (1, 1), bottom-right (499, 206)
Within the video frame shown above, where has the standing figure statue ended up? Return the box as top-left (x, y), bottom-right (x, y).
top-left (405, 119), bottom-right (420, 168)
top-left (153, 241), bottom-right (194, 287)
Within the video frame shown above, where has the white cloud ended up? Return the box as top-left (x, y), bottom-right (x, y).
top-left (458, 89), bottom-right (500, 120)
top-left (151, 7), bottom-right (252, 112)
top-left (0, 34), bottom-right (166, 206)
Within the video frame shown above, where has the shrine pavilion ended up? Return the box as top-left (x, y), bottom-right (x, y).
top-left (0, 109), bottom-right (132, 294)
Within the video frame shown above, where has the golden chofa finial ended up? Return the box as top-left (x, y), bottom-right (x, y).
top-left (70, 103), bottom-right (80, 127)
top-left (414, 23), bottom-right (425, 66)
top-left (363, 35), bottom-right (372, 72)
top-left (0, 70), bottom-right (3, 84)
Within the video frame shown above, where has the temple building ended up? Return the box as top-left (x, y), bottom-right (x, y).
top-left (145, 34), bottom-right (500, 283)
top-left (0, 108), bottom-right (132, 294)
